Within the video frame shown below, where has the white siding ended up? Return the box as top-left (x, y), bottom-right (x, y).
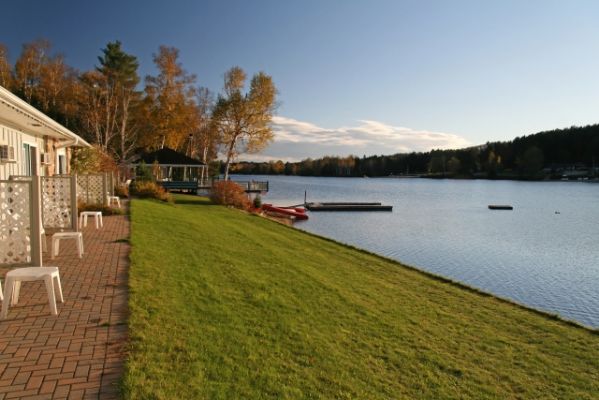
top-left (0, 123), bottom-right (44, 180)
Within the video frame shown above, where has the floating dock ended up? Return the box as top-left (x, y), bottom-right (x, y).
top-left (305, 202), bottom-right (393, 211)
top-left (488, 205), bottom-right (513, 210)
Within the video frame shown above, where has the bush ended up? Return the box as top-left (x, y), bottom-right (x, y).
top-left (130, 181), bottom-right (172, 202)
top-left (71, 144), bottom-right (117, 174)
top-left (136, 161), bottom-right (155, 182)
top-left (78, 201), bottom-right (125, 215)
top-left (210, 181), bottom-right (251, 210)
top-left (114, 184), bottom-right (129, 197)
top-left (253, 194), bottom-right (262, 209)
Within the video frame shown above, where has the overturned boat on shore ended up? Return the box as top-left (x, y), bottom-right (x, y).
top-left (262, 204), bottom-right (309, 220)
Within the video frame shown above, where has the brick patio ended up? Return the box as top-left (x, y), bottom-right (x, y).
top-left (0, 213), bottom-right (130, 399)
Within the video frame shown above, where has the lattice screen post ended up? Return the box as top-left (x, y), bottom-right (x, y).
top-left (109, 172), bottom-right (114, 196)
top-left (70, 175), bottom-right (78, 231)
top-left (85, 175), bottom-right (91, 205)
top-left (102, 173), bottom-right (108, 206)
top-left (31, 176), bottom-right (43, 267)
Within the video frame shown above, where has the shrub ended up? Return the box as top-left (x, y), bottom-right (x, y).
top-left (71, 144), bottom-right (117, 174)
top-left (136, 161), bottom-right (155, 182)
top-left (210, 181), bottom-right (251, 210)
top-left (130, 181), bottom-right (172, 202)
top-left (77, 201), bottom-right (125, 215)
top-left (114, 184), bottom-right (129, 197)
top-left (253, 194), bottom-right (262, 209)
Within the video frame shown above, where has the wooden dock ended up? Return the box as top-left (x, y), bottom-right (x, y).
top-left (305, 202), bottom-right (393, 211)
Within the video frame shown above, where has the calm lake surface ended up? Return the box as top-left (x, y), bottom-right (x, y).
top-left (237, 175), bottom-right (599, 328)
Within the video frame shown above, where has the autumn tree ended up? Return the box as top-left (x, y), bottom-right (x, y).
top-left (212, 66), bottom-right (277, 180)
top-left (12, 40), bottom-right (80, 128)
top-left (14, 40), bottom-right (50, 103)
top-left (141, 46), bottom-right (198, 150)
top-left (192, 87), bottom-right (218, 181)
top-left (97, 41), bottom-right (140, 165)
top-left (0, 44), bottom-right (12, 89)
top-left (79, 41), bottom-right (140, 161)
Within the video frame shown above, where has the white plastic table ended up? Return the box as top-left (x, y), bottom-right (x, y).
top-left (79, 211), bottom-right (103, 229)
top-left (1, 266), bottom-right (64, 318)
top-left (51, 231), bottom-right (84, 259)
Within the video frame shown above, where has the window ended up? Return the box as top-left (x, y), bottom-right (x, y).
top-left (0, 144), bottom-right (15, 162)
top-left (58, 155), bottom-right (66, 174)
top-left (22, 144), bottom-right (39, 176)
top-left (23, 144), bottom-right (31, 176)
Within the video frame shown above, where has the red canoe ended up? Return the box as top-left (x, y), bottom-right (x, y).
top-left (262, 204), bottom-right (309, 220)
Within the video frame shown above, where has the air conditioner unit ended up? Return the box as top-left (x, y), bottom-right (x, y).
top-left (0, 145), bottom-right (16, 163)
top-left (40, 153), bottom-right (52, 165)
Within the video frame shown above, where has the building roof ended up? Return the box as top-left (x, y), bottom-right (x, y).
top-left (0, 85), bottom-right (91, 147)
top-left (134, 147), bottom-right (206, 166)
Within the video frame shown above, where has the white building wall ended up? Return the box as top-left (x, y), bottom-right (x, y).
top-left (0, 123), bottom-right (45, 180)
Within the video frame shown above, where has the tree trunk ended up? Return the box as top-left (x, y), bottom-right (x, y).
top-left (119, 94), bottom-right (130, 164)
top-left (223, 137), bottom-right (237, 181)
top-left (201, 146), bottom-right (209, 185)
top-left (223, 156), bottom-right (231, 181)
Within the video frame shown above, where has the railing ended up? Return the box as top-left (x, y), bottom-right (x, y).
top-left (141, 177), bottom-right (269, 193)
top-left (234, 180), bottom-right (269, 192)
top-left (198, 178), bottom-right (269, 192)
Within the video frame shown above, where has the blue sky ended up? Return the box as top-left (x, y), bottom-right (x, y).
top-left (2, 0), bottom-right (599, 161)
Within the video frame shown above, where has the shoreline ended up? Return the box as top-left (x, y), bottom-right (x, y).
top-left (126, 195), bottom-right (599, 398)
top-left (265, 210), bottom-right (598, 333)
top-left (232, 173), bottom-right (599, 183)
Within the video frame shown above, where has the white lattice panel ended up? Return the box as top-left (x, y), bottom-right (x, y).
top-left (42, 176), bottom-right (72, 229)
top-left (77, 174), bottom-right (105, 205)
top-left (0, 181), bottom-right (31, 265)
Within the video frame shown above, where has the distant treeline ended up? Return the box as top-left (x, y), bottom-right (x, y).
top-left (231, 124), bottom-right (599, 179)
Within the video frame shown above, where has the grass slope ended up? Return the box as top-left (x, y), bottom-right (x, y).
top-left (125, 196), bottom-right (599, 399)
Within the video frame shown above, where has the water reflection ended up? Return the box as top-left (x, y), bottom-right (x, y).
top-left (238, 175), bottom-right (599, 328)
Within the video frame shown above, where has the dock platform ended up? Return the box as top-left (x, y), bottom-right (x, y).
top-left (305, 202), bottom-right (393, 211)
top-left (488, 205), bottom-right (513, 210)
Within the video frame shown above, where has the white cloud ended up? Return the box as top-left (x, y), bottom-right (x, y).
top-left (237, 116), bottom-right (471, 162)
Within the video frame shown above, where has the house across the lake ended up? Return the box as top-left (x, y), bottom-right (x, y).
top-left (0, 85), bottom-right (90, 180)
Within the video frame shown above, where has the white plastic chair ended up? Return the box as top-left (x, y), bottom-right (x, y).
top-left (106, 192), bottom-right (121, 208)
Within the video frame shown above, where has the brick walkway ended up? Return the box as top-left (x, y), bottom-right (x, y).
top-left (0, 214), bottom-right (130, 399)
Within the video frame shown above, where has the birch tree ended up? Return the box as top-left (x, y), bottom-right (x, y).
top-left (193, 87), bottom-right (218, 181)
top-left (13, 40), bottom-right (80, 129)
top-left (14, 40), bottom-right (49, 103)
top-left (212, 66), bottom-right (277, 180)
top-left (79, 41), bottom-right (139, 158)
top-left (97, 41), bottom-right (140, 165)
top-left (142, 46), bottom-right (198, 150)
top-left (0, 44), bottom-right (12, 89)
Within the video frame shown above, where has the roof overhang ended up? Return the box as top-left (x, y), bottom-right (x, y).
top-left (0, 85), bottom-right (91, 147)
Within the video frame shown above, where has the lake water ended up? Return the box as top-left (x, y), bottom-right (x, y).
top-left (237, 175), bottom-right (599, 328)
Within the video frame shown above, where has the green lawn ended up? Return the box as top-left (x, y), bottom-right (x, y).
top-left (124, 195), bottom-right (599, 399)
